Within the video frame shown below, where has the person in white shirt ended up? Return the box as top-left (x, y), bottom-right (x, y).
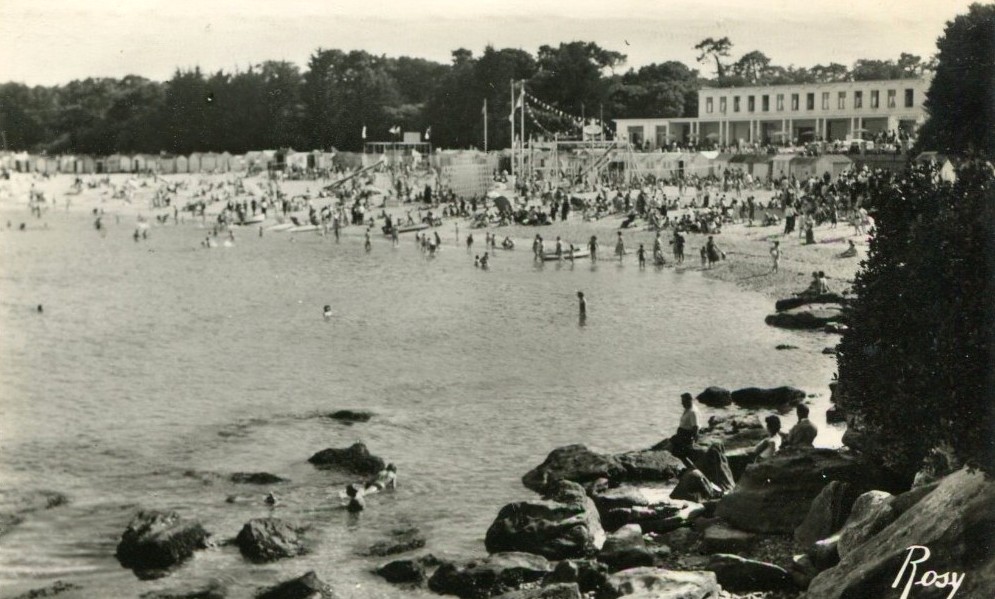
top-left (750, 415), bottom-right (783, 462)
top-left (671, 393), bottom-right (700, 460)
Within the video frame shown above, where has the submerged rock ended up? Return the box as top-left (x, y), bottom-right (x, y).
top-left (255, 571), bottom-right (335, 599)
top-left (116, 510), bottom-right (209, 572)
top-left (428, 553), bottom-right (553, 599)
top-left (230, 472), bottom-right (287, 485)
top-left (774, 293), bottom-right (846, 312)
top-left (235, 518), bottom-right (309, 562)
top-left (327, 410), bottom-right (374, 423)
top-left (375, 556), bottom-right (433, 584)
top-left (9, 581), bottom-right (84, 599)
top-left (308, 442), bottom-right (385, 475)
top-left (765, 303), bottom-right (844, 330)
top-left (695, 386), bottom-right (732, 407)
top-left (366, 527), bottom-right (427, 557)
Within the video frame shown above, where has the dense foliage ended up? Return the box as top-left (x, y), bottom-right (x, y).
top-left (836, 162), bottom-right (995, 478)
top-left (914, 3), bottom-right (995, 158)
top-left (0, 39), bottom-right (929, 154)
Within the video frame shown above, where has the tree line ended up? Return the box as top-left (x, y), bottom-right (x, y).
top-left (0, 39), bottom-right (930, 155)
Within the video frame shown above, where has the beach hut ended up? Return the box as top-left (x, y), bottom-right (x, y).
top-left (771, 154), bottom-right (796, 181)
top-left (200, 152), bottom-right (219, 172)
top-left (175, 155), bottom-right (189, 174)
top-left (58, 155), bottom-right (76, 173)
top-left (813, 155), bottom-right (852, 180)
top-left (712, 153), bottom-right (735, 177)
top-left (106, 154), bottom-right (125, 173)
top-left (218, 152), bottom-right (232, 172)
top-left (77, 155), bottom-right (96, 174)
top-left (789, 156), bottom-right (820, 181)
top-left (132, 154), bottom-right (151, 173)
top-left (155, 155), bottom-right (175, 174)
top-left (229, 154), bottom-right (247, 172)
top-left (188, 153), bottom-right (203, 173)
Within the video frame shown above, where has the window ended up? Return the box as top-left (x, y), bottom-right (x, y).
top-left (887, 90), bottom-right (896, 108)
top-left (733, 96), bottom-right (740, 112)
top-left (719, 97), bottom-right (727, 113)
top-left (706, 97), bottom-right (713, 113)
top-left (905, 89), bottom-right (914, 107)
top-left (791, 94), bottom-right (799, 111)
top-left (822, 92), bottom-right (830, 110)
top-left (776, 94), bottom-right (784, 111)
top-left (748, 96), bottom-right (755, 112)
top-left (838, 91), bottom-right (846, 109)
top-left (870, 90), bottom-right (879, 109)
top-left (854, 91), bottom-right (863, 109)
top-left (806, 93), bottom-right (815, 110)
top-left (762, 95), bottom-right (770, 111)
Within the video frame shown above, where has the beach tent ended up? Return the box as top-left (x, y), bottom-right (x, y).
top-left (915, 152), bottom-right (957, 182)
top-left (789, 156), bottom-right (820, 180)
top-left (188, 153), bottom-right (203, 173)
top-left (771, 154), bottom-right (797, 181)
top-left (201, 152), bottom-right (219, 172)
top-left (813, 155), bottom-right (853, 180)
top-left (175, 155), bottom-right (189, 174)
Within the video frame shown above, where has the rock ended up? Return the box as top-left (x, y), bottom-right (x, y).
top-left (695, 387), bottom-right (732, 407)
top-left (428, 552), bottom-right (553, 599)
top-left (701, 522), bottom-right (756, 554)
top-left (485, 482), bottom-right (604, 560)
top-left (807, 536), bottom-right (840, 570)
top-left (492, 583), bottom-right (581, 599)
top-left (9, 581), bottom-right (84, 599)
top-left (603, 567), bottom-right (719, 599)
top-left (116, 510), bottom-right (209, 571)
top-left (591, 486), bottom-right (658, 511)
top-left (376, 558), bottom-right (427, 584)
top-left (230, 472), bottom-right (287, 485)
top-left (889, 482), bottom-right (938, 516)
top-left (307, 442), bottom-right (385, 475)
top-left (367, 527), bottom-right (427, 557)
top-left (327, 409), bottom-right (374, 423)
top-left (598, 524), bottom-right (654, 572)
top-left (235, 518), bottom-right (308, 562)
top-left (615, 450), bottom-right (684, 483)
top-left (602, 500), bottom-right (704, 534)
top-left (715, 448), bottom-right (894, 534)
top-left (775, 344), bottom-right (799, 351)
top-left (840, 426), bottom-right (878, 455)
top-left (670, 469), bottom-right (721, 503)
top-left (765, 303), bottom-right (844, 330)
top-left (793, 480), bottom-right (862, 547)
top-left (822, 346), bottom-right (838, 355)
top-left (774, 293), bottom-right (846, 312)
top-left (705, 554), bottom-right (793, 592)
top-left (522, 445), bottom-right (624, 493)
top-left (140, 582), bottom-right (227, 599)
top-left (543, 559), bottom-right (609, 594)
top-left (806, 468), bottom-right (995, 599)
top-left (835, 490), bottom-right (894, 558)
top-left (825, 406), bottom-right (846, 424)
top-left (729, 386), bottom-right (806, 409)
top-left (823, 323), bottom-right (848, 334)
top-left (790, 554), bottom-right (820, 589)
top-left (655, 527), bottom-right (699, 553)
top-left (255, 571), bottom-right (335, 599)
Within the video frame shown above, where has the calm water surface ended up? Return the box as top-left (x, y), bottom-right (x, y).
top-left (0, 209), bottom-right (840, 597)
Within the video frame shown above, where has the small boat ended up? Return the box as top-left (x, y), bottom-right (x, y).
top-left (266, 223), bottom-right (295, 232)
top-left (393, 223), bottom-right (430, 234)
top-left (541, 248), bottom-right (590, 261)
top-left (289, 224), bottom-right (320, 233)
top-left (239, 214), bottom-right (266, 225)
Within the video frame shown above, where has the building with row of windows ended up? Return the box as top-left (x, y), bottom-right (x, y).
top-left (614, 76), bottom-right (931, 149)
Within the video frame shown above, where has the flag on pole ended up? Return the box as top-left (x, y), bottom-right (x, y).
top-left (424, 126), bottom-right (431, 140)
top-left (482, 98), bottom-right (487, 116)
top-left (361, 126), bottom-right (367, 139)
top-left (515, 91), bottom-right (524, 109)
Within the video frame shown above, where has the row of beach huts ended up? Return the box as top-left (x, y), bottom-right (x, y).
top-left (0, 149), bottom-right (342, 175)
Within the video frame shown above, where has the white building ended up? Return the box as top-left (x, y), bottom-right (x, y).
top-left (615, 76), bottom-right (931, 149)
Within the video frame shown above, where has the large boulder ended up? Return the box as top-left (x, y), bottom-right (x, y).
top-left (715, 448), bottom-right (892, 534)
top-left (116, 510), bottom-right (209, 571)
top-left (729, 386), bottom-right (806, 409)
top-left (235, 518), bottom-right (308, 562)
top-left (793, 480), bottom-right (863, 547)
top-left (376, 556), bottom-right (436, 584)
top-left (255, 571), bottom-right (335, 599)
top-left (485, 482), bottom-right (604, 560)
top-left (835, 490), bottom-right (895, 558)
top-left (695, 387), bottom-right (732, 408)
top-left (615, 450), bottom-right (684, 483)
top-left (774, 294), bottom-right (846, 312)
top-left (765, 304), bottom-right (844, 330)
top-left (327, 409), bottom-right (374, 423)
top-left (806, 469), bottom-right (995, 599)
top-left (428, 553), bottom-right (553, 599)
top-left (603, 567), bottom-right (719, 599)
top-left (705, 554), bottom-right (793, 592)
top-left (307, 442), bottom-right (384, 475)
top-left (701, 522), bottom-right (756, 554)
top-left (601, 500), bottom-right (704, 534)
top-left (522, 445), bottom-right (625, 493)
top-left (598, 524), bottom-right (654, 572)
top-left (698, 414), bottom-right (767, 450)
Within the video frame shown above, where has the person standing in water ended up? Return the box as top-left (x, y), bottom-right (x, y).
top-left (466, 233), bottom-right (474, 253)
top-left (577, 291), bottom-right (587, 320)
top-left (364, 229), bottom-right (372, 252)
top-left (770, 240), bottom-right (781, 273)
top-left (637, 244), bottom-right (646, 268)
top-left (615, 231), bottom-right (625, 262)
top-left (588, 236), bottom-right (598, 262)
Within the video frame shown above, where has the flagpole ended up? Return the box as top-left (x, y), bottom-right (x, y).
top-left (510, 80), bottom-right (515, 178)
top-left (483, 98), bottom-right (488, 153)
top-left (519, 80), bottom-right (525, 180)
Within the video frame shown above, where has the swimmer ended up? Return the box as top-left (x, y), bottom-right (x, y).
top-left (323, 305), bottom-right (333, 320)
top-left (364, 463), bottom-right (397, 494)
top-left (264, 492), bottom-right (279, 506)
top-left (480, 252), bottom-right (489, 269)
top-left (345, 484), bottom-right (365, 512)
top-left (36, 304), bottom-right (43, 314)
top-left (474, 255), bottom-right (480, 268)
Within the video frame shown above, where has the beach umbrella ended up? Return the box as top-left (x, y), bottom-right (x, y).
top-left (705, 132), bottom-right (720, 140)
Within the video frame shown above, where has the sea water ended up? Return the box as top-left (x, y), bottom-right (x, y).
top-left (0, 209), bottom-right (840, 597)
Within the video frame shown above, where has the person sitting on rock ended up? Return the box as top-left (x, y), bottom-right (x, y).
top-left (783, 404), bottom-right (818, 448)
top-left (670, 458), bottom-right (724, 503)
top-left (670, 393), bottom-right (700, 461)
top-left (364, 463), bottom-right (397, 494)
top-left (749, 415), bottom-right (783, 463)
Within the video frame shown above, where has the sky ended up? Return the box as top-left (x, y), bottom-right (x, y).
top-left (0, 0), bottom-right (978, 85)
